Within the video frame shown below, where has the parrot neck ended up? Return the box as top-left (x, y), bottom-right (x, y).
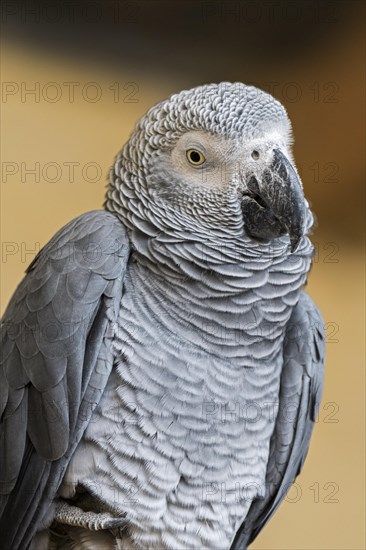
top-left (118, 252), bottom-right (307, 368)
top-left (125, 235), bottom-right (312, 305)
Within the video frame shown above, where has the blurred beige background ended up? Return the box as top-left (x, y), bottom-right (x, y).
top-left (1, 1), bottom-right (365, 548)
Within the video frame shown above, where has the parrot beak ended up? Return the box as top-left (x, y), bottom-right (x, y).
top-left (242, 149), bottom-right (306, 252)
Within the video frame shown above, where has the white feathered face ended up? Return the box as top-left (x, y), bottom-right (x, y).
top-left (109, 83), bottom-right (308, 253)
top-left (153, 128), bottom-right (295, 193)
top-left (170, 130), bottom-right (243, 189)
top-left (147, 126), bottom-right (305, 251)
top-left (145, 130), bottom-right (247, 232)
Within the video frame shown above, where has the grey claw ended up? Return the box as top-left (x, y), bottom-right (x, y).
top-left (54, 500), bottom-right (128, 531)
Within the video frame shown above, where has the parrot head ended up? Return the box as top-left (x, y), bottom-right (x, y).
top-left (107, 83), bottom-right (311, 263)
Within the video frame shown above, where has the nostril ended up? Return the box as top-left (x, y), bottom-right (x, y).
top-left (251, 150), bottom-right (260, 160)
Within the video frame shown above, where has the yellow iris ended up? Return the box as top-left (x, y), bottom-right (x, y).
top-left (186, 149), bottom-right (206, 166)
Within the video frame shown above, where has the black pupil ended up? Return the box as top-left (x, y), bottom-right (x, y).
top-left (190, 151), bottom-right (201, 163)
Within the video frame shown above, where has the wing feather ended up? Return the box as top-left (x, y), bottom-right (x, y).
top-left (0, 210), bottom-right (130, 549)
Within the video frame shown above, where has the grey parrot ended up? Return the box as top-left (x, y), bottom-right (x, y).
top-left (0, 82), bottom-right (325, 550)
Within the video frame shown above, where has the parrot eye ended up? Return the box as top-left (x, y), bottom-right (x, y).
top-left (186, 149), bottom-right (206, 166)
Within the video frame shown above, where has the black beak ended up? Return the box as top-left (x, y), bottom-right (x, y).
top-left (242, 149), bottom-right (306, 252)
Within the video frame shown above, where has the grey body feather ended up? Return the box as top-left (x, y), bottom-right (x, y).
top-left (231, 292), bottom-right (325, 548)
top-left (0, 82), bottom-right (325, 549)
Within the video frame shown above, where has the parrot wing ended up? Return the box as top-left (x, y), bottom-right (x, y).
top-left (231, 291), bottom-right (325, 549)
top-left (0, 210), bottom-right (130, 549)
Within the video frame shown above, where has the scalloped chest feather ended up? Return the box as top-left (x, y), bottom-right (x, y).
top-left (61, 254), bottom-right (307, 549)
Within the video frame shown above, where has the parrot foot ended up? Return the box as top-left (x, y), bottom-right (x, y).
top-left (54, 500), bottom-right (128, 531)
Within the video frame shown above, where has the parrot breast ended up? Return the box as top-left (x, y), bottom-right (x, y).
top-left (61, 239), bottom-right (311, 549)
